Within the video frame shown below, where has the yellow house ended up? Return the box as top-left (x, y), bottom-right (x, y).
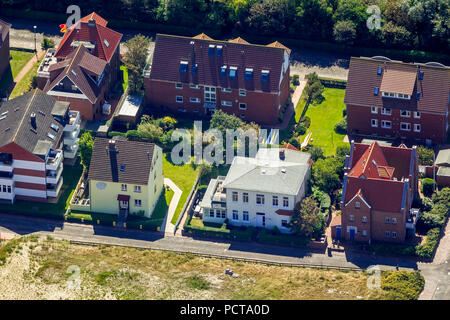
top-left (88, 137), bottom-right (164, 219)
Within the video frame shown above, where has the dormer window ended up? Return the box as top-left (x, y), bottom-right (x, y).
top-left (244, 68), bottom-right (253, 80)
top-left (216, 45), bottom-right (222, 57)
top-left (192, 63), bottom-right (198, 75)
top-left (220, 65), bottom-right (227, 78)
top-left (229, 66), bottom-right (237, 78)
top-left (208, 45), bottom-right (215, 56)
top-left (261, 70), bottom-right (269, 83)
top-left (179, 61), bottom-right (188, 73)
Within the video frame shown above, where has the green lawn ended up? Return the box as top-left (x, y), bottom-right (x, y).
top-left (9, 56), bottom-right (42, 99)
top-left (163, 154), bottom-right (199, 225)
top-left (120, 65), bottom-right (128, 92)
top-left (296, 88), bottom-right (348, 156)
top-left (10, 50), bottom-right (34, 78)
top-left (0, 163), bottom-right (83, 218)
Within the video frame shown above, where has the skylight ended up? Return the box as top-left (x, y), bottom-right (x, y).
top-left (261, 70), bottom-right (269, 83)
top-left (377, 66), bottom-right (382, 75)
top-left (229, 66), bottom-right (237, 78)
top-left (103, 39), bottom-right (109, 48)
top-left (244, 68), bottom-right (253, 80)
top-left (374, 87), bottom-right (379, 96)
top-left (208, 45), bottom-right (215, 56)
top-left (418, 71), bottom-right (424, 80)
top-left (71, 70), bottom-right (77, 77)
top-left (50, 123), bottom-right (59, 132)
top-left (47, 132), bottom-right (55, 140)
top-left (192, 63), bottom-right (198, 75)
top-left (220, 65), bottom-right (227, 77)
top-left (179, 61), bottom-right (188, 73)
top-left (216, 45), bottom-right (223, 57)
top-left (120, 164), bottom-right (125, 172)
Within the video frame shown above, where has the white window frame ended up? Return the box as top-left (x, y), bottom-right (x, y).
top-left (371, 119), bottom-right (378, 127)
top-left (121, 184), bottom-right (127, 191)
top-left (239, 103), bottom-right (247, 110)
top-left (392, 217), bottom-right (397, 225)
top-left (282, 197), bottom-right (289, 208)
top-left (256, 194), bottom-right (265, 205)
top-left (175, 83), bottom-right (183, 89)
top-left (385, 231), bottom-right (390, 238)
top-left (232, 191), bottom-right (238, 202)
top-left (381, 108), bottom-right (391, 115)
top-left (414, 124), bottom-right (421, 132)
top-left (134, 186), bottom-right (141, 193)
top-left (400, 110), bottom-right (411, 117)
top-left (385, 217), bottom-right (390, 224)
top-left (176, 96), bottom-right (183, 103)
top-left (221, 100), bottom-right (232, 107)
top-left (272, 196), bottom-right (278, 207)
top-left (239, 89), bottom-right (246, 97)
top-left (414, 111), bottom-right (421, 119)
top-left (392, 231), bottom-right (397, 239)
top-left (221, 88), bottom-right (232, 93)
top-left (232, 210), bottom-right (239, 221)
top-left (349, 215), bottom-right (355, 222)
top-left (189, 84), bottom-right (200, 89)
top-left (362, 216), bottom-right (367, 223)
top-left (135, 199), bottom-right (142, 207)
top-left (243, 192), bottom-right (249, 203)
top-left (204, 86), bottom-right (216, 103)
top-left (190, 97), bottom-right (200, 103)
top-left (381, 120), bottom-right (391, 129)
top-left (400, 122), bottom-right (411, 131)
top-left (243, 211), bottom-right (249, 221)
top-left (362, 230), bottom-right (367, 236)
top-left (371, 106), bottom-right (378, 114)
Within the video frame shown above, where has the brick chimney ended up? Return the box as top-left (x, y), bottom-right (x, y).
top-left (30, 112), bottom-right (37, 129)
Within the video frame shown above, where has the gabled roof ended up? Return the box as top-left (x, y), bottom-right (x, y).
top-left (436, 148), bottom-right (450, 166)
top-left (267, 41), bottom-right (291, 55)
top-left (343, 141), bottom-right (415, 212)
top-left (0, 19), bottom-right (11, 43)
top-left (88, 137), bottom-right (156, 185)
top-left (228, 37), bottom-right (250, 44)
top-left (55, 12), bottom-right (122, 63)
top-left (0, 90), bottom-right (64, 154)
top-left (281, 142), bottom-right (300, 152)
top-left (149, 33), bottom-right (289, 93)
top-left (344, 56), bottom-right (450, 114)
top-left (45, 45), bottom-right (107, 103)
top-left (193, 33), bottom-right (213, 40)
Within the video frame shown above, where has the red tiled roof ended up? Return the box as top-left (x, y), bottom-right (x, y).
top-left (275, 209), bottom-right (294, 216)
top-left (344, 141), bottom-right (415, 212)
top-left (150, 34), bottom-right (287, 93)
top-left (379, 67), bottom-right (417, 95)
top-left (228, 37), bottom-right (249, 44)
top-left (79, 12), bottom-right (108, 27)
top-left (267, 41), bottom-right (291, 55)
top-left (193, 33), bottom-right (213, 40)
top-left (44, 45), bottom-right (107, 103)
top-left (55, 12), bottom-right (122, 63)
top-left (281, 143), bottom-right (300, 151)
top-left (344, 57), bottom-right (450, 115)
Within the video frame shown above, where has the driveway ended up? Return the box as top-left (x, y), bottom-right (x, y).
top-left (160, 178), bottom-right (182, 235)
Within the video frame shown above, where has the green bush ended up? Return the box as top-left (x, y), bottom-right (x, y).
top-left (381, 271), bottom-right (425, 300)
top-left (108, 131), bottom-right (127, 138)
top-left (295, 123), bottom-right (307, 135)
top-left (301, 116), bottom-right (311, 128)
top-left (292, 74), bottom-right (300, 86)
top-left (257, 229), bottom-right (310, 247)
top-left (422, 178), bottom-right (435, 197)
top-left (334, 117), bottom-right (347, 134)
top-left (125, 130), bottom-right (141, 139)
top-left (415, 228), bottom-right (440, 259)
top-left (417, 146), bottom-right (435, 166)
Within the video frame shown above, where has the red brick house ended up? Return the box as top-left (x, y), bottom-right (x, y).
top-left (0, 19), bottom-right (11, 86)
top-left (53, 12), bottom-right (122, 91)
top-left (345, 57), bottom-right (450, 145)
top-left (38, 45), bottom-right (108, 120)
top-left (336, 141), bottom-right (419, 243)
top-left (144, 34), bottom-right (291, 125)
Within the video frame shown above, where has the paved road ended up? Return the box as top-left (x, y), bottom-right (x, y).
top-left (2, 16), bottom-right (349, 80)
top-left (0, 212), bottom-right (419, 270)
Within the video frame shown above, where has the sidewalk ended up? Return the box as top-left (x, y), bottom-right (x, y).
top-left (160, 178), bottom-right (182, 235)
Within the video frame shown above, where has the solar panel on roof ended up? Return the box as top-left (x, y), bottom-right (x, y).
top-left (120, 164), bottom-right (125, 172)
top-left (416, 92), bottom-right (421, 100)
top-left (261, 70), bottom-right (270, 83)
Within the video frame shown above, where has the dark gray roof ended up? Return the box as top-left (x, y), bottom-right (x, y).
top-left (0, 90), bottom-right (65, 154)
top-left (88, 137), bottom-right (156, 185)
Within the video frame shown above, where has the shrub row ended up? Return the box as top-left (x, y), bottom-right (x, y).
top-left (183, 223), bottom-right (254, 242)
top-left (257, 229), bottom-right (309, 248)
top-left (415, 228), bottom-right (441, 259)
top-left (319, 77), bottom-right (347, 89)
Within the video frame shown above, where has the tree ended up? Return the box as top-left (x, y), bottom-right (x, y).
top-left (247, 0), bottom-right (294, 35)
top-left (137, 121), bottom-right (164, 142)
top-left (381, 21), bottom-right (412, 47)
top-left (123, 34), bottom-right (151, 94)
top-left (334, 117), bottom-right (347, 134)
top-left (336, 144), bottom-right (350, 164)
top-left (417, 146), bottom-right (434, 166)
top-left (210, 109), bottom-right (245, 135)
top-left (294, 0), bottom-right (334, 40)
top-left (304, 72), bottom-right (324, 103)
top-left (41, 37), bottom-right (55, 50)
top-left (422, 178), bottom-right (435, 197)
top-left (79, 131), bottom-right (94, 169)
top-left (333, 20), bottom-right (356, 45)
top-left (289, 196), bottom-right (322, 237)
top-left (312, 157), bottom-right (342, 193)
top-left (308, 145), bottom-right (325, 162)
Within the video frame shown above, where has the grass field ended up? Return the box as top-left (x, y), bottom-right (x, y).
top-left (0, 237), bottom-right (424, 300)
top-left (9, 56), bottom-right (42, 99)
top-left (296, 87), bottom-right (348, 156)
top-left (163, 154), bottom-right (199, 225)
top-left (10, 50), bottom-right (34, 78)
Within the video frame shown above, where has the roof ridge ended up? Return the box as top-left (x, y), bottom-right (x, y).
top-left (12, 89), bottom-right (38, 142)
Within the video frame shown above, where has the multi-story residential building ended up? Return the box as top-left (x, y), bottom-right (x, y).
top-left (37, 45), bottom-right (109, 120)
top-left (345, 56), bottom-right (450, 145)
top-left (88, 137), bottom-right (164, 220)
top-left (337, 141), bottom-right (419, 243)
top-left (144, 33), bottom-right (291, 124)
top-left (200, 146), bottom-right (311, 233)
top-left (0, 19), bottom-right (11, 87)
top-left (53, 12), bottom-right (122, 86)
top-left (0, 89), bottom-right (80, 203)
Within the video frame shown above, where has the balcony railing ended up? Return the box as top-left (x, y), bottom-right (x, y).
top-left (47, 177), bottom-right (63, 198)
top-left (64, 111), bottom-right (80, 132)
top-left (46, 150), bottom-right (63, 171)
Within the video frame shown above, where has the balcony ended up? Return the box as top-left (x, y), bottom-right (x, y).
top-left (63, 111), bottom-right (80, 132)
top-left (46, 149), bottom-right (63, 171)
top-left (64, 142), bottom-right (79, 159)
top-left (46, 165), bottom-right (63, 185)
top-left (0, 161), bottom-right (13, 172)
top-left (63, 125), bottom-right (80, 146)
top-left (0, 172), bottom-right (14, 186)
top-left (47, 177), bottom-right (63, 198)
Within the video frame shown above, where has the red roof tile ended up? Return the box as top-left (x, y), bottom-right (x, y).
top-left (149, 34), bottom-right (287, 93)
top-left (80, 12), bottom-right (108, 27)
top-left (281, 143), bottom-right (300, 151)
top-left (55, 12), bottom-right (122, 63)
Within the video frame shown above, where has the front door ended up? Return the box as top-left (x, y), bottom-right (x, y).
top-left (119, 200), bottom-right (129, 210)
top-left (349, 228), bottom-right (355, 240)
top-left (256, 213), bottom-right (265, 227)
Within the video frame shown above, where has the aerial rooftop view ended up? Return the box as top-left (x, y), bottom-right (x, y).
top-left (0, 0), bottom-right (448, 312)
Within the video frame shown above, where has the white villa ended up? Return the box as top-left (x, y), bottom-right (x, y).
top-left (200, 146), bottom-right (312, 233)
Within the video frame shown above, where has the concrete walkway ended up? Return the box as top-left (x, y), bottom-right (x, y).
top-left (160, 178), bottom-right (182, 235)
top-left (13, 50), bottom-right (44, 83)
top-left (291, 80), bottom-right (307, 112)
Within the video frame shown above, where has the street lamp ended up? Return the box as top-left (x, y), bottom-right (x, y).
top-left (33, 25), bottom-right (37, 54)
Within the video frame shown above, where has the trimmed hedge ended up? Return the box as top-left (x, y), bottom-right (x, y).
top-left (257, 229), bottom-right (309, 247)
top-left (415, 228), bottom-right (440, 259)
top-left (184, 215), bottom-right (253, 241)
